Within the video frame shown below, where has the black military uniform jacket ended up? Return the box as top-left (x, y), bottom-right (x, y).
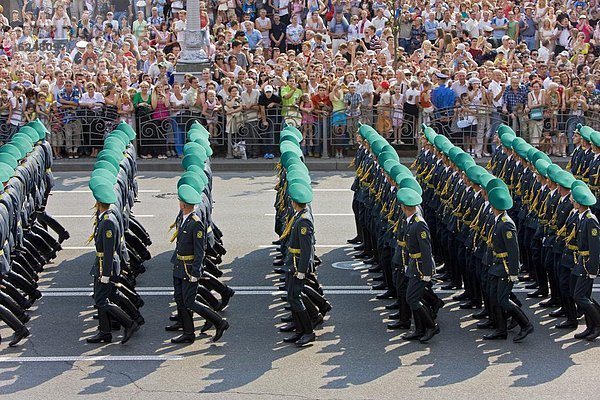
top-left (171, 212), bottom-right (206, 279)
top-left (489, 212), bottom-right (519, 277)
top-left (574, 209), bottom-right (600, 277)
top-left (287, 208), bottom-right (314, 275)
top-left (91, 209), bottom-right (121, 278)
top-left (405, 213), bottom-right (434, 278)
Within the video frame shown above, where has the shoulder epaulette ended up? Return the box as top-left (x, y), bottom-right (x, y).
top-left (192, 214), bottom-right (200, 222)
top-left (415, 216), bottom-right (423, 223)
top-left (501, 215), bottom-right (508, 222)
top-left (104, 214), bottom-right (110, 220)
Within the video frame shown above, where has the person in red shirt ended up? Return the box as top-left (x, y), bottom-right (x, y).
top-left (311, 85), bottom-right (332, 157)
top-left (577, 15), bottom-right (593, 42)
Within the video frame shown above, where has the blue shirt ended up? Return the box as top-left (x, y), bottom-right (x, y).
top-left (424, 19), bottom-right (439, 41)
top-left (57, 87), bottom-right (80, 123)
top-left (246, 29), bottom-right (263, 50)
top-left (431, 85), bottom-right (456, 119)
top-left (491, 16), bottom-right (508, 39)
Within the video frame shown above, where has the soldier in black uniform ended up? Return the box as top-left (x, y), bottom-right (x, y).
top-left (169, 183), bottom-right (229, 344)
top-left (483, 187), bottom-right (534, 342)
top-left (570, 184), bottom-right (600, 341)
top-left (397, 187), bottom-right (440, 344)
top-left (282, 182), bottom-right (317, 347)
top-left (86, 182), bottom-right (139, 344)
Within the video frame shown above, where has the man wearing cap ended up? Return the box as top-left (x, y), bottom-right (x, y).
top-left (398, 187), bottom-right (440, 343)
top-left (571, 184), bottom-right (600, 341)
top-left (87, 183), bottom-right (139, 344)
top-left (169, 184), bottom-right (229, 344)
top-left (484, 187), bottom-right (534, 342)
top-left (283, 183), bottom-right (317, 347)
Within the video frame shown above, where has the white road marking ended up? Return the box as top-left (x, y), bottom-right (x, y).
top-left (0, 356), bottom-right (183, 363)
top-left (264, 213), bottom-right (353, 216)
top-left (52, 190), bottom-right (161, 194)
top-left (53, 214), bottom-right (155, 218)
top-left (63, 246), bottom-right (95, 250)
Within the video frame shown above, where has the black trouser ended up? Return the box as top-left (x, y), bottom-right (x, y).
top-left (287, 273), bottom-right (306, 312)
top-left (173, 275), bottom-right (222, 333)
top-left (558, 264), bottom-right (577, 322)
top-left (93, 279), bottom-right (133, 334)
top-left (406, 276), bottom-right (428, 311)
top-left (37, 211), bottom-right (68, 237)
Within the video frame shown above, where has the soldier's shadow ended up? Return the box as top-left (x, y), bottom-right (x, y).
top-left (410, 295), bottom-right (587, 387)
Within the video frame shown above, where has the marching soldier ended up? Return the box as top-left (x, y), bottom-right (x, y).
top-left (169, 183), bottom-right (229, 344)
top-left (483, 187), bottom-right (534, 342)
top-left (282, 182), bottom-right (317, 347)
top-left (86, 182), bottom-right (139, 344)
top-left (397, 187), bottom-right (440, 343)
top-left (571, 185), bottom-right (600, 341)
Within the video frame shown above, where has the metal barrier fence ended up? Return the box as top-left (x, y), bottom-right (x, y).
top-left (32, 105), bottom-right (600, 158)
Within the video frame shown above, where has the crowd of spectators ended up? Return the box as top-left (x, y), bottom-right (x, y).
top-left (0, 0), bottom-right (598, 159)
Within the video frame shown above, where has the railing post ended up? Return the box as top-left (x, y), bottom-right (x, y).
top-left (322, 116), bottom-right (329, 159)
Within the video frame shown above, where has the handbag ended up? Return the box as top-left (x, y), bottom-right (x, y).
top-left (530, 107), bottom-right (543, 121)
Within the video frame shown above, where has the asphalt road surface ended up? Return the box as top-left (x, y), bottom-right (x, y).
top-left (0, 171), bottom-right (599, 400)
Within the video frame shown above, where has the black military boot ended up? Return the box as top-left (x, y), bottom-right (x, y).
top-left (217, 287), bottom-right (235, 311)
top-left (8, 326), bottom-right (30, 347)
top-left (295, 310), bottom-right (316, 346)
top-left (402, 310), bottom-right (424, 340)
top-left (419, 307), bottom-right (440, 343)
top-left (87, 310), bottom-right (112, 344)
top-left (388, 299), bottom-right (411, 329)
top-left (583, 304), bottom-right (600, 341)
top-left (510, 306), bottom-right (534, 342)
top-left (574, 315), bottom-right (594, 339)
top-left (171, 309), bottom-right (195, 343)
top-left (483, 307), bottom-right (508, 340)
top-left (283, 312), bottom-right (303, 343)
top-left (166, 308), bottom-right (184, 331)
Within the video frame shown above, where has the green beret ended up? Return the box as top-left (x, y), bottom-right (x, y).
top-left (515, 142), bottom-right (532, 159)
top-left (19, 126), bottom-right (40, 143)
top-left (485, 177), bottom-right (508, 192)
top-left (182, 154), bottom-right (205, 170)
top-left (547, 164), bottom-right (563, 182)
top-left (554, 171), bottom-right (575, 189)
top-left (578, 125), bottom-right (594, 142)
top-left (383, 159), bottom-right (399, 176)
top-left (448, 146), bottom-right (463, 163)
top-left (108, 130), bottom-right (130, 146)
top-left (390, 163), bottom-right (412, 180)
top-left (287, 170), bottom-right (311, 187)
top-left (178, 183), bottom-right (202, 205)
top-left (281, 126), bottom-right (304, 141)
top-left (280, 133), bottom-right (302, 146)
top-left (194, 138), bottom-right (214, 157)
top-left (526, 146), bottom-right (538, 162)
top-left (466, 165), bottom-right (488, 185)
top-left (399, 177), bottom-right (423, 196)
top-left (394, 172), bottom-right (413, 185)
top-left (280, 141), bottom-right (303, 157)
top-left (396, 187), bottom-right (422, 206)
top-left (91, 168), bottom-right (118, 184)
top-left (488, 187), bottom-right (513, 210)
top-left (433, 134), bottom-right (450, 149)
top-left (0, 162), bottom-right (14, 182)
top-left (440, 141), bottom-right (454, 156)
top-left (497, 124), bottom-right (515, 137)
top-left (188, 129), bottom-right (208, 143)
top-left (511, 137), bottom-right (526, 150)
top-left (94, 160), bottom-right (119, 177)
top-left (572, 185), bottom-right (596, 206)
top-left (177, 173), bottom-right (206, 194)
top-left (500, 133), bottom-right (516, 148)
top-left (535, 159), bottom-right (550, 178)
top-left (359, 124), bottom-right (378, 140)
top-left (370, 138), bottom-right (388, 155)
top-left (479, 173), bottom-right (494, 190)
top-left (454, 152), bottom-right (474, 171)
top-left (104, 136), bottom-right (126, 150)
top-left (0, 153), bottom-right (17, 170)
top-left (280, 151), bottom-right (301, 168)
top-left (0, 143), bottom-right (23, 160)
top-left (590, 131), bottom-right (600, 147)
top-left (103, 141), bottom-right (125, 156)
top-left (88, 175), bottom-right (113, 191)
top-left (92, 182), bottom-right (117, 204)
top-left (288, 182), bottom-right (313, 204)
top-left (424, 126), bottom-right (437, 144)
top-left (571, 179), bottom-right (587, 191)
top-left (97, 151), bottom-right (122, 171)
top-left (380, 145), bottom-right (399, 161)
top-left (11, 138), bottom-right (32, 158)
top-left (531, 150), bottom-right (551, 165)
top-left (186, 165), bottom-right (209, 185)
top-left (378, 151), bottom-right (397, 168)
top-left (116, 121), bottom-right (136, 140)
top-left (12, 132), bottom-right (33, 145)
top-left (28, 119), bottom-right (49, 140)
top-left (184, 143), bottom-right (208, 163)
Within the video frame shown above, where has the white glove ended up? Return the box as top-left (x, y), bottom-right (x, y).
top-left (589, 275), bottom-right (597, 280)
top-left (190, 276), bottom-right (199, 283)
top-left (100, 276), bottom-right (110, 284)
top-left (509, 275), bottom-right (519, 283)
top-left (422, 275), bottom-right (431, 282)
top-left (296, 272), bottom-right (306, 280)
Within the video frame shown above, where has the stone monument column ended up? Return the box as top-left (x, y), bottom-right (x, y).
top-left (175, 0), bottom-right (211, 75)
